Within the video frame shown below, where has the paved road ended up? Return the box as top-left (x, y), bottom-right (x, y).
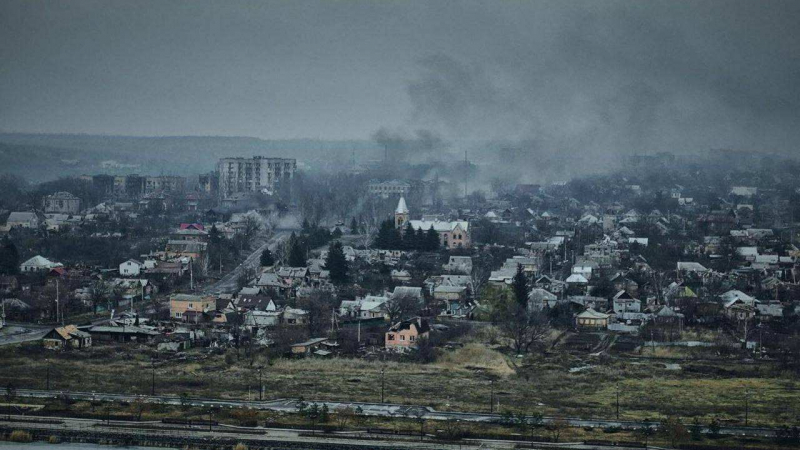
top-left (202, 230), bottom-right (290, 295)
top-left (0, 414), bottom-right (483, 449)
top-left (11, 388), bottom-right (778, 439)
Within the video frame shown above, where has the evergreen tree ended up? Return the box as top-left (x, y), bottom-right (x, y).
top-left (208, 224), bottom-right (222, 245)
top-left (288, 232), bottom-right (307, 267)
top-left (374, 219), bottom-right (402, 250)
top-left (512, 264), bottom-right (528, 308)
top-left (325, 241), bottom-right (348, 285)
top-left (415, 227), bottom-right (425, 251)
top-left (388, 222), bottom-right (402, 249)
top-left (425, 226), bottom-right (440, 251)
top-left (0, 236), bottom-right (19, 275)
top-left (374, 220), bottom-right (391, 249)
top-left (260, 248), bottom-right (275, 267)
top-left (350, 217), bottom-right (359, 234)
top-left (403, 222), bottom-right (417, 250)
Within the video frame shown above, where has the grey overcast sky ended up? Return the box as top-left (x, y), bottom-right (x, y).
top-left (1, 0), bottom-right (799, 154)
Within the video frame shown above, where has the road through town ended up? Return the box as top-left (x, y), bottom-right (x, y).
top-left (202, 230), bottom-right (290, 295)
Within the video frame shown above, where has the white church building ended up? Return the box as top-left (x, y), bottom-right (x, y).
top-left (394, 197), bottom-right (471, 250)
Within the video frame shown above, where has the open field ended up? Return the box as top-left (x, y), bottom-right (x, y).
top-left (1, 332), bottom-right (799, 429)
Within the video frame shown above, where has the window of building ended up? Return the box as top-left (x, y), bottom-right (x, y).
top-left (388, 334), bottom-right (395, 341)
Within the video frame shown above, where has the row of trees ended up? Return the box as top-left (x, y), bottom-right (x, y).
top-left (373, 220), bottom-right (440, 251)
top-left (281, 225), bottom-right (338, 268)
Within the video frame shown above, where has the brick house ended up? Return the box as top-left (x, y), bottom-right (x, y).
top-left (385, 317), bottom-right (430, 350)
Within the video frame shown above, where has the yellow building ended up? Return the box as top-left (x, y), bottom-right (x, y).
top-left (169, 294), bottom-right (216, 320)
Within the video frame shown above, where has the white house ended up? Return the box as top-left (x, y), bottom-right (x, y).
top-left (612, 291), bottom-right (641, 314)
top-left (340, 295), bottom-right (389, 319)
top-left (20, 255), bottom-right (62, 273)
top-left (119, 259), bottom-right (142, 277)
top-left (6, 212), bottom-right (39, 229)
top-left (566, 274), bottom-right (589, 285)
top-left (571, 265), bottom-right (594, 280)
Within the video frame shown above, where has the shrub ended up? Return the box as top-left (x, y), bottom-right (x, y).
top-left (9, 430), bottom-right (32, 442)
top-left (234, 443), bottom-right (248, 450)
top-left (48, 435), bottom-right (60, 444)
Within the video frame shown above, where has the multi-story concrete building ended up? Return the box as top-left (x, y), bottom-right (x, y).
top-left (42, 192), bottom-right (81, 214)
top-left (217, 156), bottom-right (296, 199)
top-left (198, 172), bottom-right (219, 195)
top-left (112, 174), bottom-right (146, 197)
top-left (145, 175), bottom-right (186, 194)
top-left (368, 179), bottom-right (411, 198)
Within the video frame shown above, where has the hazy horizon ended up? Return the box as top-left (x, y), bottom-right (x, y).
top-left (2, 0), bottom-right (800, 159)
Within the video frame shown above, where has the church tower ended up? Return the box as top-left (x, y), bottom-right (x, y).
top-left (394, 196), bottom-right (409, 228)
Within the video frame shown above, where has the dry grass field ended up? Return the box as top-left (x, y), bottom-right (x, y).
top-left (1, 327), bottom-right (799, 428)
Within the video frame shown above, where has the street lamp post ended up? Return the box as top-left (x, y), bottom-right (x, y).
top-left (46, 359), bottom-right (50, 391)
top-left (151, 359), bottom-right (155, 396)
top-left (380, 368), bottom-right (385, 404)
top-left (258, 367), bottom-right (263, 401)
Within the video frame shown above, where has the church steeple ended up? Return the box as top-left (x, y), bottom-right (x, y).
top-left (395, 196), bottom-right (409, 228)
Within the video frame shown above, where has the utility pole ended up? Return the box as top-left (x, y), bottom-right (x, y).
top-left (651, 330), bottom-right (656, 353)
top-left (615, 385), bottom-right (620, 420)
top-left (380, 368), bottom-right (385, 404)
top-left (464, 151), bottom-right (468, 198)
top-left (56, 278), bottom-right (63, 326)
top-left (490, 379), bottom-right (495, 414)
top-left (258, 367), bottom-right (263, 401)
top-left (46, 358), bottom-right (50, 391)
top-left (745, 388), bottom-right (750, 426)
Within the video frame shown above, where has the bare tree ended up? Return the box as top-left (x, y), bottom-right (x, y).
top-left (493, 299), bottom-right (551, 354)
top-left (470, 263), bottom-right (489, 302)
top-left (298, 290), bottom-right (337, 336)
top-left (272, 237), bottom-right (291, 266)
top-left (89, 280), bottom-right (113, 314)
top-left (334, 406), bottom-right (356, 429)
top-left (659, 415), bottom-right (689, 447)
top-left (546, 418), bottom-right (569, 442)
top-left (650, 270), bottom-right (667, 305)
top-left (411, 408), bottom-right (427, 437)
top-left (132, 397), bottom-right (147, 421)
top-left (384, 293), bottom-right (421, 324)
top-left (358, 220), bottom-right (378, 249)
top-left (241, 212), bottom-right (263, 249)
